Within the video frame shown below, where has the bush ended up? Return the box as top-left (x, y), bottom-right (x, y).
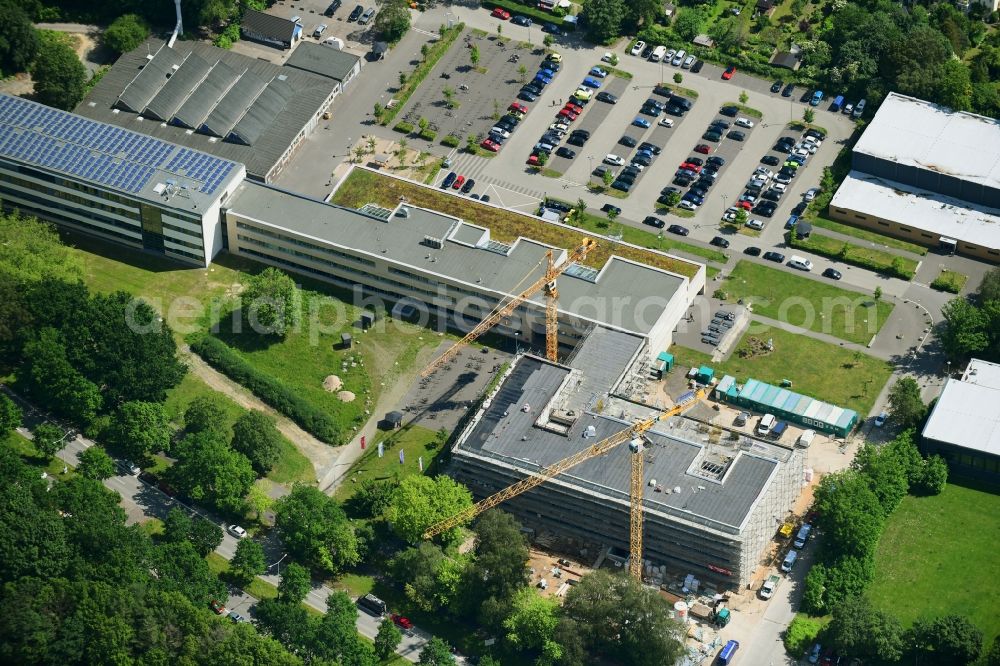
top-left (393, 121), bottom-right (414, 134)
top-left (931, 269), bottom-right (968, 293)
top-left (189, 335), bottom-right (342, 444)
top-left (440, 134), bottom-right (460, 148)
top-left (784, 615), bottom-right (825, 656)
top-left (788, 234), bottom-right (916, 280)
top-left (418, 128), bottom-right (437, 141)
top-left (103, 14), bottom-right (151, 54)
top-left (481, 0), bottom-right (573, 30)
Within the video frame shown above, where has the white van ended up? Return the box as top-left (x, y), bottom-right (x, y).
top-left (781, 550), bottom-right (798, 572)
top-left (797, 429), bottom-right (816, 448)
top-left (757, 413), bottom-right (776, 436)
top-left (671, 49), bottom-right (686, 66)
top-left (788, 255), bottom-right (813, 271)
top-left (682, 54), bottom-right (695, 68)
top-left (650, 45), bottom-right (667, 62)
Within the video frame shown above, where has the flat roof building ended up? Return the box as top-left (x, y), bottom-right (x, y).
top-left (922, 359), bottom-right (1000, 480)
top-left (451, 352), bottom-right (804, 589)
top-left (75, 38), bottom-right (338, 182)
top-left (284, 43), bottom-right (362, 90)
top-left (829, 92), bottom-right (1000, 262)
top-left (241, 9), bottom-right (301, 50)
top-left (223, 173), bottom-right (701, 354)
top-left (0, 93), bottom-right (244, 266)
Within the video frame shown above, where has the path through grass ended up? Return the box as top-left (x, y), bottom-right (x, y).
top-left (721, 261), bottom-right (894, 345)
top-left (868, 478), bottom-right (1000, 648)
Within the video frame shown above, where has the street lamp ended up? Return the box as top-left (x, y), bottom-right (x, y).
top-left (268, 553), bottom-right (289, 577)
top-left (588, 155), bottom-right (594, 173)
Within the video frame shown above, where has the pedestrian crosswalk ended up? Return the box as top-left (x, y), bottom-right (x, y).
top-left (437, 153), bottom-right (547, 204)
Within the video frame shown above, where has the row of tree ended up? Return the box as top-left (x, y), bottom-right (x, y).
top-left (803, 430), bottom-right (946, 616)
top-left (939, 267), bottom-right (1000, 364)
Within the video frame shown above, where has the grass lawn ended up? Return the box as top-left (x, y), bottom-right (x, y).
top-left (331, 169), bottom-right (703, 278)
top-left (720, 261), bottom-right (894, 345)
top-left (724, 102), bottom-right (764, 119)
top-left (207, 552), bottom-right (279, 601)
top-left (140, 518), bottom-right (165, 537)
top-left (790, 232), bottom-right (918, 280)
top-left (931, 269), bottom-right (969, 294)
top-left (163, 372), bottom-right (315, 485)
top-left (333, 572), bottom-right (375, 598)
top-left (334, 425), bottom-right (447, 504)
top-left (670, 325), bottom-right (893, 415)
top-left (868, 478), bottom-right (1000, 648)
top-left (809, 214), bottom-right (927, 255)
top-left (576, 212), bottom-right (727, 264)
top-left (4, 430), bottom-right (77, 478)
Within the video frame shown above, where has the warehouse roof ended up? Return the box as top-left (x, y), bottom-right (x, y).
top-left (831, 171), bottom-right (1000, 251)
top-left (0, 93), bottom-right (242, 213)
top-left (285, 43), bottom-right (361, 82)
top-left (923, 359), bottom-right (1000, 457)
top-left (854, 92), bottom-right (1000, 190)
top-left (456, 356), bottom-right (782, 532)
top-left (76, 38), bottom-right (334, 181)
top-left (241, 9), bottom-right (298, 44)
top-left (227, 180), bottom-right (689, 336)
top-left (737, 378), bottom-right (858, 433)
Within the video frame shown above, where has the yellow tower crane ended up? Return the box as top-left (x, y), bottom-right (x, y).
top-left (422, 388), bottom-right (706, 580)
top-left (419, 238), bottom-right (597, 377)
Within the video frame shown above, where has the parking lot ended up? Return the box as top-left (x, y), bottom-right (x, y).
top-left (543, 76), bottom-right (631, 178)
top-left (396, 30), bottom-right (549, 157)
top-left (234, 0), bottom-right (381, 62)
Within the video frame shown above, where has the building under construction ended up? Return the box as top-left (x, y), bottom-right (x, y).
top-left (450, 329), bottom-right (804, 590)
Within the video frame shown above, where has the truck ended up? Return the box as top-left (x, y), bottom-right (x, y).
top-left (760, 574), bottom-right (781, 599)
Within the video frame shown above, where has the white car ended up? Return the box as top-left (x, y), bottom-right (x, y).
top-left (228, 525), bottom-right (248, 539)
top-left (721, 207), bottom-right (739, 222)
top-left (793, 146), bottom-right (811, 158)
top-left (746, 218), bottom-right (765, 230)
top-left (546, 127), bottom-right (566, 138)
top-left (803, 134), bottom-right (823, 147)
top-left (550, 122), bottom-right (569, 133)
top-left (796, 142), bottom-right (817, 155)
top-left (658, 117), bottom-right (674, 128)
top-left (490, 127), bottom-right (511, 139)
top-left (601, 52), bottom-right (615, 63)
top-left (754, 167), bottom-right (774, 179)
top-left (875, 411), bottom-right (888, 427)
top-left (604, 154), bottom-right (626, 166)
top-left (313, 23), bottom-right (328, 38)
top-left (678, 200), bottom-right (698, 210)
top-left (630, 40), bottom-right (646, 56)
top-left (804, 187), bottom-right (821, 201)
top-left (664, 48), bottom-right (676, 62)
top-left (735, 117), bottom-right (755, 128)
top-left (771, 182), bottom-right (787, 192)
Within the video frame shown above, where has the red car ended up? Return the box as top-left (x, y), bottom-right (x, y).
top-left (480, 138), bottom-right (501, 152)
top-left (564, 102), bottom-right (583, 114)
top-left (508, 102), bottom-right (528, 115)
top-left (722, 65), bottom-right (736, 80)
top-left (210, 599), bottom-right (227, 615)
top-left (527, 154), bottom-right (541, 166)
top-left (391, 613), bottom-right (413, 630)
top-left (491, 7), bottom-right (511, 19)
top-left (557, 108), bottom-right (578, 120)
top-left (452, 175), bottom-right (465, 189)
top-left (679, 162), bottom-right (702, 173)
top-left (693, 144), bottom-right (712, 154)
top-left (737, 200), bottom-right (752, 210)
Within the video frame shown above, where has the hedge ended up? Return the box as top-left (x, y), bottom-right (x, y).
top-left (190, 335), bottom-right (342, 444)
top-left (393, 121), bottom-right (414, 134)
top-left (931, 269), bottom-right (968, 294)
top-left (480, 0), bottom-right (574, 30)
top-left (381, 23), bottom-right (464, 126)
top-left (419, 129), bottom-right (437, 141)
top-left (788, 233), bottom-right (917, 280)
top-left (440, 134), bottom-right (460, 148)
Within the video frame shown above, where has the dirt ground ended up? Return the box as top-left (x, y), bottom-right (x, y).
top-left (0, 27), bottom-right (112, 98)
top-left (526, 547), bottom-right (591, 600)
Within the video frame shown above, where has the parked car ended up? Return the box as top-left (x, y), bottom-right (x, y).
top-left (720, 105), bottom-right (739, 117)
top-left (555, 147), bottom-right (576, 159)
top-left (210, 599), bottom-right (227, 615)
top-left (667, 224), bottom-right (690, 236)
top-left (440, 172), bottom-right (456, 188)
top-left (710, 236), bottom-right (730, 248)
top-left (348, 4), bottom-right (363, 21)
top-left (804, 187), bottom-right (821, 201)
top-left (619, 135), bottom-right (638, 148)
top-left (643, 216), bottom-right (665, 228)
top-left (511, 15), bottom-right (531, 26)
top-left (324, 0), bottom-right (342, 17)
top-left (782, 82), bottom-right (795, 97)
top-left (228, 524), bottom-right (248, 538)
top-left (763, 251), bottom-right (785, 262)
top-left (517, 90), bottom-right (537, 102)
top-left (875, 411), bottom-right (888, 427)
top-left (633, 117), bottom-right (651, 128)
top-left (727, 130), bottom-right (746, 141)
top-left (691, 59), bottom-right (704, 73)
top-left (630, 40), bottom-right (646, 56)
top-left (312, 24), bottom-right (328, 38)
top-left (735, 117), bottom-right (754, 128)
top-left (601, 203), bottom-right (622, 216)
top-left (452, 175), bottom-right (466, 189)
top-left (702, 131), bottom-right (722, 142)
top-left (358, 6), bottom-right (376, 24)
top-left (822, 267), bottom-right (842, 280)
top-left (461, 178), bottom-right (476, 193)
top-left (228, 610), bottom-right (249, 623)
top-left (491, 7), bottom-right (511, 19)
top-left (722, 65), bottom-right (736, 80)
top-left (658, 117), bottom-right (674, 127)
top-left (391, 613), bottom-right (413, 630)
top-left (694, 144), bottom-right (711, 154)
top-left (638, 142), bottom-right (661, 155)
top-left (744, 246), bottom-right (762, 256)
top-left (604, 154), bottom-right (626, 166)
top-left (771, 80), bottom-right (783, 93)
top-left (581, 76), bottom-right (602, 89)
top-left (761, 155), bottom-right (780, 166)
top-left (480, 138), bottom-right (501, 152)
top-left (596, 91), bottom-right (618, 104)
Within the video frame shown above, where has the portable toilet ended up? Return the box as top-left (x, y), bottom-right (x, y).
top-left (650, 358), bottom-right (667, 379)
top-left (696, 365), bottom-right (714, 385)
top-left (340, 332), bottom-right (353, 349)
top-left (714, 607), bottom-right (731, 627)
top-left (657, 351), bottom-right (674, 372)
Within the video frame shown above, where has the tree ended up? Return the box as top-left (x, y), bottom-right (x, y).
top-left (734, 208), bottom-right (748, 226)
top-left (664, 190), bottom-right (681, 208)
top-left (518, 64), bottom-right (528, 82)
top-left (103, 14), bottom-right (150, 54)
top-left (443, 86), bottom-right (456, 108)
top-left (374, 0), bottom-right (411, 44)
top-left (940, 298), bottom-right (990, 360)
top-left (0, 0), bottom-right (37, 76)
top-left (602, 169), bottom-right (614, 189)
top-left (827, 596), bottom-right (904, 662)
top-left (33, 423), bottom-right (65, 457)
top-left (466, 133), bottom-right (479, 153)
top-left (0, 393), bottom-right (22, 433)
top-left (255, 597), bottom-right (315, 654)
top-left (852, 442), bottom-right (909, 514)
top-left (77, 446), bottom-right (115, 480)
top-left (230, 538), bottom-right (266, 585)
top-left (583, 0), bottom-right (626, 44)
top-left (184, 395), bottom-right (229, 436)
top-left (562, 570), bottom-right (685, 665)
top-left (385, 475), bottom-right (473, 544)
top-left (31, 33), bottom-right (87, 111)
top-left (468, 511), bottom-right (529, 608)
top-left (986, 635), bottom-right (1000, 666)
top-left (739, 90), bottom-right (749, 104)
top-left (396, 138), bottom-right (409, 166)
top-left (916, 454), bottom-right (949, 495)
top-left (23, 328), bottom-right (102, 424)
top-left (977, 267), bottom-right (1000, 304)
top-left (153, 540), bottom-right (228, 605)
top-left (390, 542), bottom-right (465, 612)
top-left (497, 24), bottom-right (503, 41)
top-left (673, 9), bottom-right (705, 41)
top-left (470, 44), bottom-right (480, 69)
top-left (673, 72), bottom-right (683, 84)
top-left (803, 108), bottom-right (815, 123)
top-left (813, 470), bottom-right (886, 560)
top-left (375, 618), bottom-right (403, 660)
top-left (0, 453), bottom-right (70, 583)
top-left (170, 431), bottom-right (256, 514)
top-left (418, 637), bottom-right (456, 665)
top-left (802, 563), bottom-right (828, 614)
top-left (164, 507), bottom-right (194, 544)
top-left (911, 615), bottom-right (983, 665)
top-left (887, 376), bottom-right (926, 430)
top-left (241, 267), bottom-right (297, 337)
top-left (188, 518), bottom-right (224, 557)
top-left (874, 285), bottom-right (883, 303)
top-left (624, 0), bottom-right (661, 27)
top-left (108, 401), bottom-right (171, 461)
top-left (543, 34), bottom-right (554, 47)
top-left (419, 117), bottom-right (429, 134)
top-left (278, 562), bottom-right (312, 604)
top-left (230, 410), bottom-right (281, 474)
top-left (373, 103), bottom-right (384, 123)
top-left (504, 588), bottom-right (561, 660)
top-left (274, 485), bottom-right (359, 573)
top-left (352, 478), bottom-right (398, 518)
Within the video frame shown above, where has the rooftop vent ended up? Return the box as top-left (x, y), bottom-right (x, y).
top-left (398, 206), bottom-right (410, 218)
top-left (423, 235), bottom-right (444, 249)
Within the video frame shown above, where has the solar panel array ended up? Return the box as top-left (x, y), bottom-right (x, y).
top-left (0, 95), bottom-right (238, 196)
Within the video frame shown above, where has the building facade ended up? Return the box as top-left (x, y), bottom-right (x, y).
top-left (0, 94), bottom-right (244, 266)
